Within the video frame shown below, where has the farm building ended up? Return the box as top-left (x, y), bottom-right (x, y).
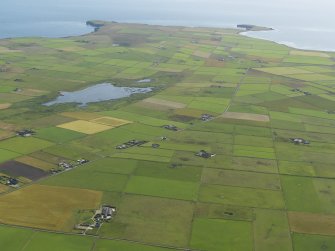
top-left (201, 114), bottom-right (214, 122)
top-left (196, 150), bottom-right (216, 159)
top-left (163, 125), bottom-right (179, 131)
top-left (16, 129), bottom-right (35, 137)
top-left (290, 138), bottom-right (310, 145)
top-left (94, 205), bottom-right (117, 221)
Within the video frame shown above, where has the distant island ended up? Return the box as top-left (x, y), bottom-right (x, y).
top-left (237, 24), bottom-right (273, 31)
top-left (86, 20), bottom-right (114, 31)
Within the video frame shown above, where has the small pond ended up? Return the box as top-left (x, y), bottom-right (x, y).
top-left (44, 83), bottom-right (153, 106)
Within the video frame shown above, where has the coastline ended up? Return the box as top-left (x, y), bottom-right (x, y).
top-left (0, 20), bottom-right (334, 53)
top-left (242, 28), bottom-right (335, 53)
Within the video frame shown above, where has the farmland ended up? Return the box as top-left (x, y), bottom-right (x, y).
top-left (0, 20), bottom-right (335, 250)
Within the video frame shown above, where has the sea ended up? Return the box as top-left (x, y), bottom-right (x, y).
top-left (1, 0), bottom-right (335, 51)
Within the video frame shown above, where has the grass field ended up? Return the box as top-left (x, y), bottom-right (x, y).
top-left (0, 20), bottom-right (334, 250)
top-left (0, 184), bottom-right (102, 231)
top-left (190, 218), bottom-right (253, 251)
top-left (199, 184), bottom-right (285, 209)
top-left (293, 233), bottom-right (335, 251)
top-left (99, 195), bottom-right (194, 247)
top-left (125, 176), bottom-right (199, 201)
top-left (0, 137), bottom-right (54, 154)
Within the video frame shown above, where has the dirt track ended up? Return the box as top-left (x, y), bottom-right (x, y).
top-left (221, 112), bottom-right (270, 122)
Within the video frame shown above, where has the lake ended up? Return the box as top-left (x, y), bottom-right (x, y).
top-left (1, 0), bottom-right (335, 51)
top-left (43, 83), bottom-right (153, 107)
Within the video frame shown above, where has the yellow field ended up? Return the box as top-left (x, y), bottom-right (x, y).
top-left (290, 50), bottom-right (330, 58)
top-left (90, 116), bottom-right (132, 127)
top-left (15, 156), bottom-right (56, 171)
top-left (221, 112), bottom-right (270, 122)
top-left (0, 103), bottom-right (11, 110)
top-left (0, 184), bottom-right (102, 231)
top-left (57, 120), bottom-right (112, 134)
top-left (0, 184), bottom-right (8, 193)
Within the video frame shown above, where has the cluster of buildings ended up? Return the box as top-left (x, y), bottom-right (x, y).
top-left (75, 205), bottom-right (117, 231)
top-left (201, 114), bottom-right (214, 122)
top-left (51, 159), bottom-right (89, 174)
top-left (115, 140), bottom-right (148, 150)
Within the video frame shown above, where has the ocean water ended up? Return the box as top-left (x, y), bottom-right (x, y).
top-left (1, 0), bottom-right (335, 51)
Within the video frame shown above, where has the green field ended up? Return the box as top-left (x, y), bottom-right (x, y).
top-left (190, 218), bottom-right (253, 251)
top-left (0, 20), bottom-right (334, 250)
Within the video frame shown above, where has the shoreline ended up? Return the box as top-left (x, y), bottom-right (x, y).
top-left (0, 20), bottom-right (334, 53)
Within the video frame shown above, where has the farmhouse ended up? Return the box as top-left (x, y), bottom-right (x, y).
top-left (290, 138), bottom-right (310, 145)
top-left (201, 114), bottom-right (214, 122)
top-left (58, 161), bottom-right (73, 169)
top-left (77, 158), bottom-right (89, 165)
top-left (0, 176), bottom-right (18, 186)
top-left (196, 150), bottom-right (216, 158)
top-left (16, 129), bottom-right (35, 137)
top-left (163, 125), bottom-right (179, 131)
top-left (94, 205), bottom-right (117, 221)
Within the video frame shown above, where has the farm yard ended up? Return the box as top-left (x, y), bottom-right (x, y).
top-left (0, 21), bottom-right (335, 251)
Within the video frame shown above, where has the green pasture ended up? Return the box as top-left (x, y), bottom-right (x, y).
top-left (0, 225), bottom-right (34, 251)
top-left (99, 195), bottom-right (194, 247)
top-left (199, 184), bottom-right (285, 209)
top-left (41, 167), bottom-right (129, 192)
top-left (0, 137), bottom-right (53, 154)
top-left (201, 168), bottom-right (281, 190)
top-left (36, 127), bottom-right (86, 143)
top-left (135, 160), bottom-right (202, 182)
top-left (293, 233), bottom-right (335, 251)
top-left (190, 218), bottom-right (253, 251)
top-left (125, 176), bottom-right (199, 201)
top-left (0, 148), bottom-right (21, 163)
top-left (253, 209), bottom-right (292, 251)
